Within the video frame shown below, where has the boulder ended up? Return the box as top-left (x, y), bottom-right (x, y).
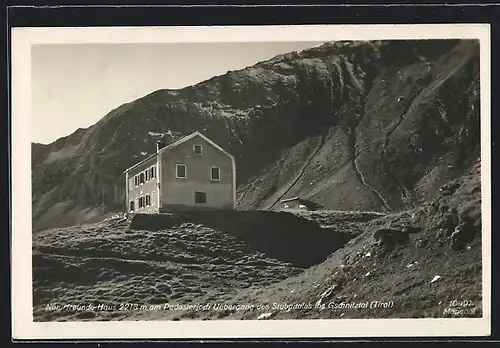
top-left (437, 207), bottom-right (460, 235)
top-left (401, 225), bottom-right (423, 234)
top-left (450, 221), bottom-right (479, 250)
top-left (373, 228), bottom-right (410, 249)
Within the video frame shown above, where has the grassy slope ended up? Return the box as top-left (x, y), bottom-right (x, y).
top-left (33, 210), bottom-right (362, 321)
top-left (33, 163), bottom-right (481, 321)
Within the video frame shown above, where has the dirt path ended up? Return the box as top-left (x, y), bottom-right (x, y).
top-left (266, 133), bottom-right (329, 210)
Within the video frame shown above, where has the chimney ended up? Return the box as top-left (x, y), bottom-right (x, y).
top-left (156, 141), bottom-right (165, 152)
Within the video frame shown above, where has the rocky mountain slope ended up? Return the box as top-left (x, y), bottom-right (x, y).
top-left (31, 39), bottom-right (480, 231)
top-left (203, 160), bottom-right (483, 321)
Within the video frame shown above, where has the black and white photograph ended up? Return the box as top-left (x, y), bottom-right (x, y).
top-left (11, 24), bottom-right (491, 339)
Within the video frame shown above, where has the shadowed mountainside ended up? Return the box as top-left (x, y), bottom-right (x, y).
top-left (32, 39), bottom-right (480, 231)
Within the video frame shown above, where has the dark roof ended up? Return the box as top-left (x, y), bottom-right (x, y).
top-left (280, 197), bottom-right (302, 203)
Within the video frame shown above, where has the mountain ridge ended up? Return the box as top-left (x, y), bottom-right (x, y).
top-left (31, 39), bottom-right (480, 231)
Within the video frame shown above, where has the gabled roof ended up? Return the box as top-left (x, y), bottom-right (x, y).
top-left (160, 131), bottom-right (235, 160)
top-left (124, 131), bottom-right (234, 173)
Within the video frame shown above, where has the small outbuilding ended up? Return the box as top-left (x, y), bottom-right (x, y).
top-left (279, 197), bottom-right (320, 211)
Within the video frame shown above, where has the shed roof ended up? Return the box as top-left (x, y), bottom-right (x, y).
top-left (280, 197), bottom-right (302, 203)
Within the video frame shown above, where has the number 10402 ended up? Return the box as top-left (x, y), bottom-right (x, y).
top-left (449, 300), bottom-right (474, 308)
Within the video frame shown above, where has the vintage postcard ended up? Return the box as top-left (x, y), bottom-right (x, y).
top-left (11, 24), bottom-right (491, 339)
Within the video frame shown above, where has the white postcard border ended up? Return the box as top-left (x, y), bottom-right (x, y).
top-left (11, 24), bottom-right (491, 339)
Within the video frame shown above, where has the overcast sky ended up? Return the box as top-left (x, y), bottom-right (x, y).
top-left (31, 41), bottom-right (322, 144)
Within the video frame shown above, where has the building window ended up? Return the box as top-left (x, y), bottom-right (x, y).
top-left (134, 175), bottom-right (139, 187)
top-left (129, 200), bottom-right (135, 211)
top-left (139, 173), bottom-right (145, 184)
top-left (150, 166), bottom-right (156, 179)
top-left (211, 167), bottom-right (221, 181)
top-left (139, 196), bottom-right (144, 208)
top-left (146, 194), bottom-right (151, 207)
top-left (193, 144), bottom-right (203, 155)
top-left (195, 191), bottom-right (207, 204)
top-left (176, 164), bottom-right (186, 179)
top-left (145, 170), bottom-right (149, 182)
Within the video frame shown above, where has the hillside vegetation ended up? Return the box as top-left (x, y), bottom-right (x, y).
top-left (33, 163), bottom-right (482, 321)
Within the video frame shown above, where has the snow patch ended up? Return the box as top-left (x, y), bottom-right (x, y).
top-left (218, 108), bottom-right (249, 119)
top-left (165, 129), bottom-right (183, 137)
